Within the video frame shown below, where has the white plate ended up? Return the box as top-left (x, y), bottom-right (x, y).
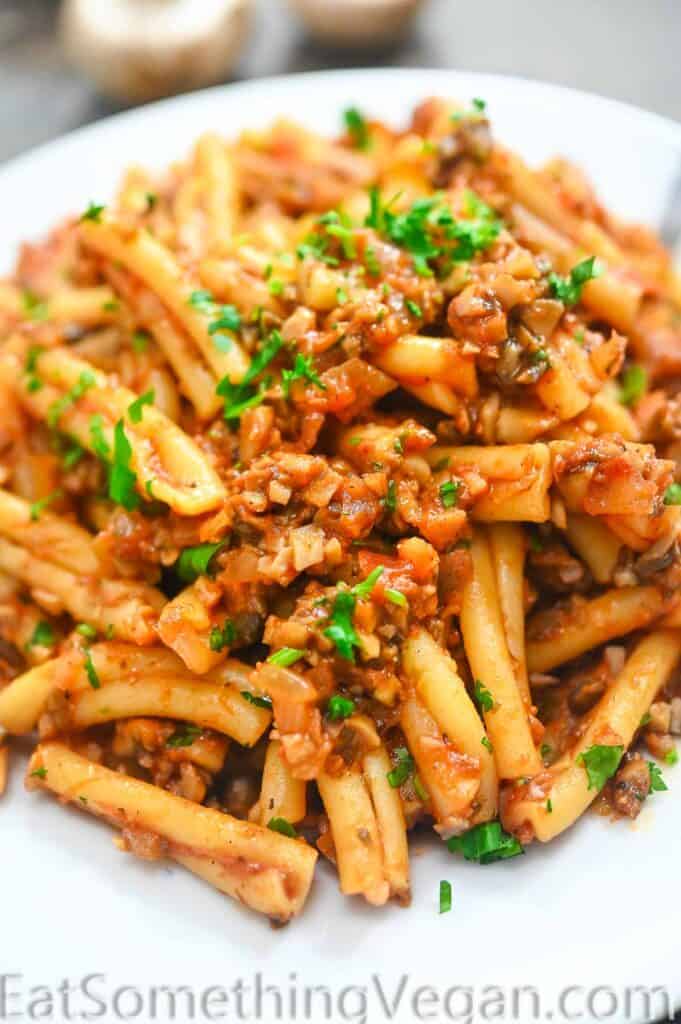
top-left (2, 69), bottom-right (681, 1024)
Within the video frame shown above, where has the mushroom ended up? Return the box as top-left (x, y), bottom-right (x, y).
top-left (59, 0), bottom-right (254, 104)
top-left (287, 0), bottom-right (425, 48)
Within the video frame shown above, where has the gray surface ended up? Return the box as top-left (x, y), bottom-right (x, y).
top-left (0, 0), bottom-right (680, 165)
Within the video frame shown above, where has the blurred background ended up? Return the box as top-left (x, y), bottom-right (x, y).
top-left (0, 0), bottom-right (679, 164)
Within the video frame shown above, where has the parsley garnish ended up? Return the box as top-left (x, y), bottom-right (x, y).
top-left (663, 483), bottom-right (681, 506)
top-left (187, 290), bottom-right (215, 314)
top-left (481, 736), bottom-right (494, 753)
top-left (62, 441), bottom-right (84, 469)
top-left (267, 647), bottom-right (307, 667)
top-left (127, 389), bottom-right (154, 424)
top-left (267, 817), bottom-right (298, 838)
top-left (405, 299), bottom-right (422, 317)
top-left (439, 479), bottom-right (460, 508)
top-left (131, 330), bottom-right (150, 353)
top-left (327, 694), bottom-right (356, 721)
top-left (578, 743), bottom-right (624, 790)
top-left (322, 567), bottom-right (384, 661)
top-left (447, 821), bottom-right (523, 864)
top-left (439, 879), bottom-right (452, 914)
top-left (89, 414), bottom-right (111, 460)
top-left (385, 588), bottom-right (407, 609)
top-left (474, 680), bottom-right (494, 713)
top-left (76, 623), bottom-right (97, 640)
top-left (281, 353), bottom-right (326, 399)
top-left (343, 107), bottom-right (370, 150)
top-left (352, 565), bottom-right (384, 599)
top-left (26, 621), bottom-right (55, 650)
top-left (540, 742), bottom-right (553, 760)
top-left (29, 489), bottom-right (62, 521)
top-left (189, 290), bottom-right (241, 352)
top-left (383, 479), bottom-right (397, 513)
top-left (209, 620), bottom-right (236, 653)
top-left (451, 97), bottom-right (487, 122)
top-left (83, 648), bottom-right (101, 689)
top-left (216, 329), bottom-right (283, 421)
top-left (548, 256), bottom-right (601, 306)
top-left (648, 761), bottom-right (668, 793)
top-left (166, 724), bottom-right (202, 748)
top-left (30, 767), bottom-right (47, 780)
top-left (387, 747), bottom-right (415, 788)
top-left (109, 420), bottom-right (139, 511)
top-left (22, 291), bottom-right (48, 322)
top-left (618, 364), bottom-right (647, 407)
top-left (176, 542), bottom-right (225, 584)
top-left (665, 749), bottom-right (679, 766)
top-left (24, 344), bottom-right (44, 392)
top-left (47, 371), bottom-right (96, 429)
top-left (80, 202), bottom-right (105, 223)
top-left (241, 691), bottom-right (273, 710)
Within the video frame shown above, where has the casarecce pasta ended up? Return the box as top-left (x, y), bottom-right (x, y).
top-left (1, 97), bottom-right (681, 923)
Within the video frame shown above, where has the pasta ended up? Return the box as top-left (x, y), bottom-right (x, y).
top-left (1, 96), bottom-right (680, 923)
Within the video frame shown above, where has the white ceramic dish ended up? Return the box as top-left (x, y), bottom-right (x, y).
top-left (2, 69), bottom-right (680, 1024)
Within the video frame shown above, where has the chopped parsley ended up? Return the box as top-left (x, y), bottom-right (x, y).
top-left (189, 290), bottom-right (241, 352)
top-left (76, 623), bottom-right (97, 640)
top-left (385, 588), bottom-right (408, 609)
top-left (405, 299), bottom-right (422, 318)
top-left (187, 290), bottom-right (216, 314)
top-left (451, 97), bottom-right (487, 122)
top-left (216, 329), bottom-right (283, 421)
top-left (145, 192), bottom-right (157, 212)
top-left (62, 441), bottom-right (84, 469)
top-left (22, 290), bottom-right (48, 322)
top-left (30, 767), bottom-right (47, 780)
top-left (648, 761), bottom-right (668, 793)
top-left (89, 414), bottom-right (111, 460)
top-left (618, 364), bottom-right (647, 407)
top-left (540, 742), bottom-right (553, 761)
top-left (166, 724), bottom-right (202, 748)
top-left (481, 736), bottom-right (494, 753)
top-left (663, 483), bottom-right (681, 506)
top-left (383, 479), bottom-right (397, 513)
top-left (80, 202), bottom-right (106, 223)
top-left (176, 542), bottom-right (225, 584)
top-left (267, 817), bottom-right (298, 838)
top-left (387, 747), bottom-right (415, 788)
top-left (343, 107), bottom-right (370, 150)
top-left (29, 489), bottom-right (63, 521)
top-left (26, 621), bottom-right (55, 650)
top-left (322, 567), bottom-right (384, 661)
top-left (546, 799), bottom-right (553, 813)
top-left (47, 371), bottom-right (96, 429)
top-left (268, 278), bottom-right (284, 296)
top-left (336, 286), bottom-right (348, 305)
top-left (241, 691), bottom-right (273, 710)
top-left (109, 420), bottom-right (139, 511)
top-left (327, 694), bottom-right (356, 721)
top-left (296, 232), bottom-right (338, 266)
top-left (447, 821), bottom-right (524, 864)
top-left (439, 879), bottom-right (452, 914)
top-left (209, 620), bottom-right (236, 652)
top-left (665, 748), bottom-right (679, 766)
top-left (280, 353), bottom-right (326, 399)
top-left (352, 565), bottom-right (384, 599)
top-left (364, 246), bottom-right (381, 276)
top-left (548, 256), bottom-right (601, 306)
top-left (83, 648), bottom-right (101, 690)
top-left (127, 389), bottom-right (154, 423)
top-left (473, 680), bottom-right (494, 713)
top-left (267, 647), bottom-right (307, 667)
top-left (439, 479), bottom-right (460, 508)
top-left (577, 743), bottom-right (624, 791)
top-left (131, 329), bottom-right (150, 353)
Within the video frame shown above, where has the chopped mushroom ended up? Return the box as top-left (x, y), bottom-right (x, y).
top-left (611, 753), bottom-right (650, 819)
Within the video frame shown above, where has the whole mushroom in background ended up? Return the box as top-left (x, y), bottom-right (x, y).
top-left (288, 0), bottom-right (425, 47)
top-left (59, 0), bottom-right (254, 104)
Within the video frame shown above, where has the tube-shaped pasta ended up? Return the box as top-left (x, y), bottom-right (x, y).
top-left (250, 739), bottom-right (307, 827)
top-left (402, 628), bottom-right (497, 822)
top-left (29, 742), bottom-right (317, 922)
top-left (317, 767), bottom-right (389, 906)
top-left (362, 746), bottom-right (410, 905)
top-left (488, 524), bottom-right (530, 703)
top-left (158, 582), bottom-right (228, 674)
top-left (8, 345), bottom-right (225, 515)
top-left (79, 218), bottom-right (249, 382)
top-left (426, 444), bottom-right (551, 522)
top-left (195, 134), bottom-right (238, 255)
top-left (502, 631), bottom-right (681, 842)
top-left (0, 537), bottom-right (163, 645)
top-left (373, 335), bottom-right (478, 397)
top-left (0, 488), bottom-right (100, 576)
top-left (564, 513), bottom-right (622, 584)
top-left (460, 529), bottom-right (542, 779)
top-left (526, 585), bottom-right (666, 673)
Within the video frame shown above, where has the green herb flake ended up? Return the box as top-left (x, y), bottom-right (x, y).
top-left (540, 742), bottom-right (553, 760)
top-left (473, 679), bottom-right (494, 713)
top-left (343, 107), bottom-right (370, 150)
top-left (89, 413), bottom-right (111, 461)
top-left (26, 621), bottom-right (56, 650)
top-left (29, 488), bottom-right (63, 521)
top-left (109, 420), bottom-right (139, 511)
top-left (665, 748), bottom-right (679, 766)
top-left (267, 647), bottom-right (307, 668)
top-left (216, 329), bottom-right (283, 421)
top-left (83, 648), bottom-right (101, 690)
top-left (323, 589), bottom-right (359, 661)
top-left (268, 278), bottom-right (284, 296)
top-left (30, 767), bottom-right (48, 780)
top-left (241, 690), bottom-right (273, 710)
top-left (481, 736), bottom-right (494, 753)
top-left (22, 291), bottom-right (48, 322)
top-left (405, 299), bottom-right (422, 318)
top-left (281, 353), bottom-right (326, 399)
top-left (62, 441), bottom-right (84, 469)
top-left (267, 817), bottom-right (298, 838)
top-left (577, 743), bottom-right (624, 791)
top-left (47, 371), bottom-right (96, 429)
top-left (209, 620), bottom-right (236, 653)
top-left (663, 483), bottom-right (681, 506)
top-left (383, 479), bottom-right (397, 513)
top-left (131, 329), bottom-right (150, 354)
top-left (176, 542), bottom-right (224, 584)
top-left (166, 724), bottom-right (202, 749)
top-left (387, 747), bottom-right (415, 788)
top-left (76, 623), bottom-right (97, 640)
top-left (80, 202), bottom-right (106, 223)
top-left (447, 821), bottom-right (524, 864)
top-left (439, 479), bottom-right (460, 508)
top-left (127, 389), bottom-right (154, 424)
top-left (327, 694), bottom-right (356, 721)
top-left (385, 588), bottom-right (408, 609)
top-left (548, 256), bottom-right (601, 306)
top-left (546, 798), bottom-right (553, 813)
top-left (439, 879), bottom-right (452, 914)
top-left (336, 287), bottom-right (348, 305)
top-left (648, 761), bottom-right (668, 793)
top-left (618, 364), bottom-right (647, 407)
